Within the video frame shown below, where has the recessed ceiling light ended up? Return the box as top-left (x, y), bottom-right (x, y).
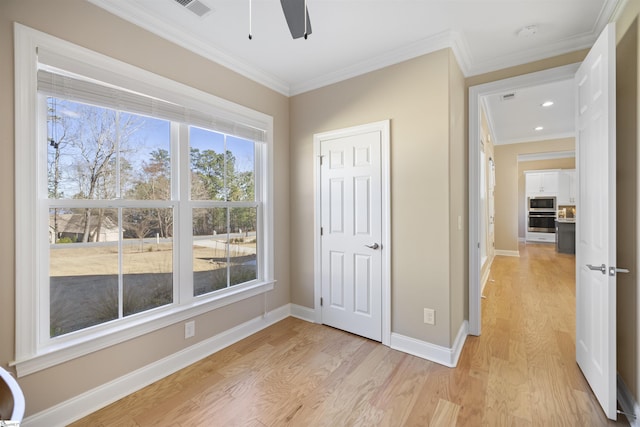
top-left (541, 101), bottom-right (554, 107)
top-left (534, 126), bottom-right (544, 131)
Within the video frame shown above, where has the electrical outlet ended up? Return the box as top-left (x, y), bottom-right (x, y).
top-left (424, 308), bottom-right (435, 325)
top-left (185, 320), bottom-right (195, 339)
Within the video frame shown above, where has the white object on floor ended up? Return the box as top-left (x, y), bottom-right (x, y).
top-left (0, 367), bottom-right (25, 422)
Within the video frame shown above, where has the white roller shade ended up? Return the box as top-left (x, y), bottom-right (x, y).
top-left (37, 69), bottom-right (267, 143)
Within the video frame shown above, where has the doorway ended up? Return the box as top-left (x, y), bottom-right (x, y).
top-left (313, 120), bottom-right (391, 345)
top-left (468, 64), bottom-right (580, 335)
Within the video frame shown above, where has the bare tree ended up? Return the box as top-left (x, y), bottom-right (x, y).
top-left (47, 98), bottom-right (75, 242)
top-left (123, 209), bottom-right (155, 252)
top-left (58, 103), bottom-right (142, 242)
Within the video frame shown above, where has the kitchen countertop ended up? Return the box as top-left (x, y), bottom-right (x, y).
top-left (556, 218), bottom-right (576, 223)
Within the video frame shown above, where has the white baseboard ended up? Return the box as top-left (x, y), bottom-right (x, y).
top-left (390, 320), bottom-right (468, 368)
top-left (21, 304), bottom-right (292, 427)
top-left (617, 373), bottom-right (640, 427)
top-left (290, 303), bottom-right (316, 323)
top-left (494, 249), bottom-right (520, 257)
top-left (23, 307), bottom-right (472, 426)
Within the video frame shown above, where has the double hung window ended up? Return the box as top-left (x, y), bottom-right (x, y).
top-left (14, 25), bottom-right (274, 374)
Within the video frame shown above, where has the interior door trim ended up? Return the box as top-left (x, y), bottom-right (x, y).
top-left (313, 120), bottom-right (391, 346)
top-left (468, 64), bottom-right (579, 336)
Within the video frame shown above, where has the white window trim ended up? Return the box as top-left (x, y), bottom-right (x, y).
top-left (13, 23), bottom-right (275, 377)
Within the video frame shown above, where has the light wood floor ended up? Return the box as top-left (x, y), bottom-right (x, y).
top-left (71, 243), bottom-right (628, 426)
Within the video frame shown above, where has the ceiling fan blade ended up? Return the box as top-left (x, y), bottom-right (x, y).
top-left (280, 0), bottom-right (312, 39)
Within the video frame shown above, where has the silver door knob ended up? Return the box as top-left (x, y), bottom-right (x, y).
top-left (365, 243), bottom-right (380, 250)
top-left (586, 263), bottom-right (606, 275)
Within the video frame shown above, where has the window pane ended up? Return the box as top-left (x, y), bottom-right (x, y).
top-left (226, 136), bottom-right (255, 202)
top-left (47, 98), bottom-right (169, 201)
top-left (47, 98), bottom-right (118, 200)
top-left (122, 208), bottom-right (174, 316)
top-left (50, 208), bottom-right (119, 337)
top-left (122, 116), bottom-right (171, 200)
top-left (193, 207), bottom-right (228, 296)
top-left (190, 127), bottom-right (226, 201)
top-left (229, 207), bottom-right (257, 285)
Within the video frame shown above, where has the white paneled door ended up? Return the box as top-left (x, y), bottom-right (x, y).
top-left (318, 123), bottom-right (385, 341)
top-left (575, 23), bottom-right (617, 420)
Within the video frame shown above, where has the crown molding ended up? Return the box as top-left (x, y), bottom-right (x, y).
top-left (449, 31), bottom-right (472, 77)
top-left (88, 0), bottom-right (621, 97)
top-left (289, 30), bottom-right (463, 95)
top-left (87, 0), bottom-right (291, 96)
top-left (606, 0), bottom-right (628, 25)
top-left (466, 34), bottom-right (594, 77)
top-left (517, 151), bottom-right (575, 162)
top-left (466, 0), bottom-right (619, 77)
top-left (498, 132), bottom-right (576, 146)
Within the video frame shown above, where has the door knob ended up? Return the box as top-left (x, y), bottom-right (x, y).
top-left (586, 263), bottom-right (606, 274)
top-left (365, 243), bottom-right (380, 250)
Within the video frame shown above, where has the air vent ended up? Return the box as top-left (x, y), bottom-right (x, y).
top-left (501, 93), bottom-right (516, 101)
top-left (174, 0), bottom-right (212, 17)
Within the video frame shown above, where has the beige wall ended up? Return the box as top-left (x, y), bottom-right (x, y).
top-left (615, 0), bottom-right (640, 403)
top-left (1, 0), bottom-right (290, 416)
top-left (290, 49), bottom-right (465, 348)
top-left (493, 139), bottom-right (575, 252)
top-left (518, 157), bottom-right (576, 238)
top-left (448, 52), bottom-right (467, 345)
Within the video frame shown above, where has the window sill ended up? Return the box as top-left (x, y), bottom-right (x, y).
top-left (12, 280), bottom-right (275, 377)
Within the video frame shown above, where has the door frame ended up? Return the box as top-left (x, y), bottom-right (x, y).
top-left (313, 120), bottom-right (391, 346)
top-left (468, 64), bottom-right (579, 335)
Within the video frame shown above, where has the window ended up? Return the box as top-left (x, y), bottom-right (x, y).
top-left (47, 99), bottom-right (176, 337)
top-left (189, 128), bottom-right (259, 296)
top-left (14, 25), bottom-right (274, 375)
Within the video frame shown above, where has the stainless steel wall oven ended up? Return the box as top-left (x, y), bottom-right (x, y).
top-left (528, 211), bottom-right (556, 233)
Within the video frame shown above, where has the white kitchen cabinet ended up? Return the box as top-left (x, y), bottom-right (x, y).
top-left (525, 171), bottom-right (559, 196)
top-left (558, 169), bottom-right (577, 205)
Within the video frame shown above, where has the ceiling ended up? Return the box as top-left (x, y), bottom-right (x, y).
top-left (483, 78), bottom-right (576, 146)
top-left (88, 0), bottom-right (621, 144)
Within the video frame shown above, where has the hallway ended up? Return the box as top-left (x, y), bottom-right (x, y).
top-left (465, 243), bottom-right (627, 425)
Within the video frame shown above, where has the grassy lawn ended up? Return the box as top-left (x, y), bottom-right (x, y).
top-left (49, 240), bottom-right (257, 337)
top-left (50, 241), bottom-right (255, 276)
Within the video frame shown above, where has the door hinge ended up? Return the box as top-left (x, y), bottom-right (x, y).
top-left (320, 227), bottom-right (323, 236)
top-left (319, 155), bottom-right (324, 165)
top-left (320, 297), bottom-right (323, 306)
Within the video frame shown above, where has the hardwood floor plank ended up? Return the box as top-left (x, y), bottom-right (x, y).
top-left (274, 339), bottom-right (378, 426)
top-left (430, 398), bottom-right (461, 426)
top-left (403, 364), bottom-right (455, 426)
top-left (71, 243), bottom-right (628, 427)
top-left (372, 355), bottom-right (432, 426)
